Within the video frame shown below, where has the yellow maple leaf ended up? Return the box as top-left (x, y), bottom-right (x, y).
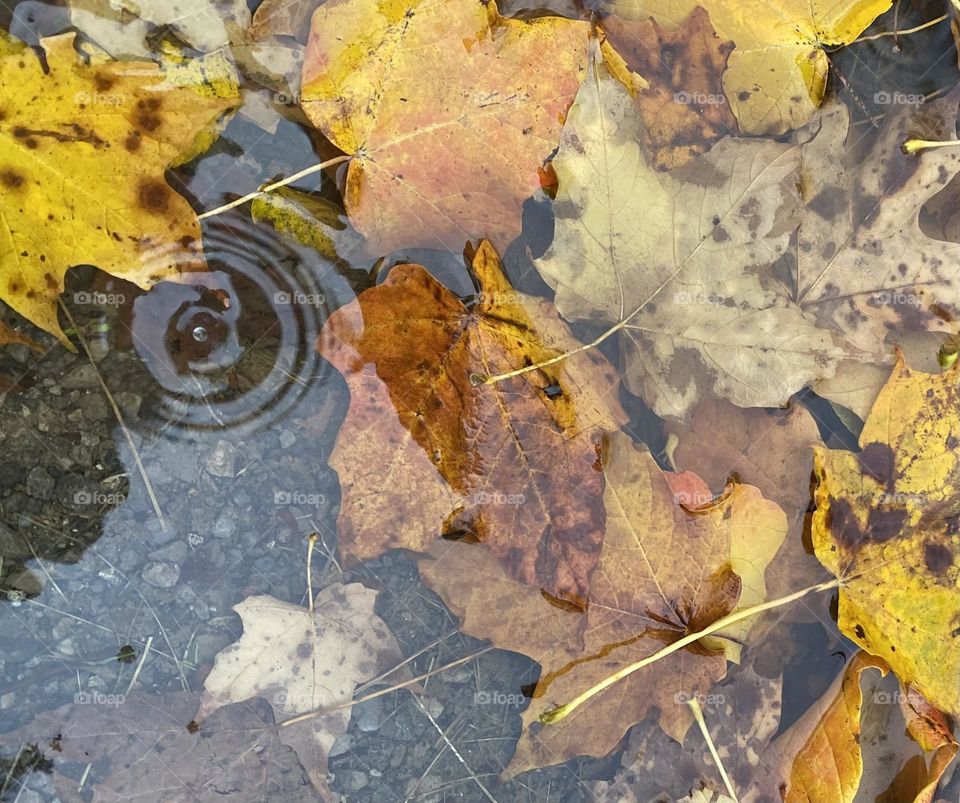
top-left (0, 33), bottom-right (236, 345)
top-left (605, 0), bottom-right (892, 133)
top-left (813, 353), bottom-right (960, 715)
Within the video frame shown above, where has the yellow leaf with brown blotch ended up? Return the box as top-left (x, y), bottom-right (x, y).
top-left (813, 354), bottom-right (960, 715)
top-left (603, 0), bottom-right (891, 133)
top-left (0, 33), bottom-right (235, 345)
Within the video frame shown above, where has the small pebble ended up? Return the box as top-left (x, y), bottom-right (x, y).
top-left (141, 561), bottom-right (180, 589)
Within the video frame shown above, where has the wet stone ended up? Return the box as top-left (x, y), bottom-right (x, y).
top-left (25, 466), bottom-right (55, 500)
top-left (78, 392), bottom-right (109, 421)
top-left (149, 541), bottom-right (187, 563)
top-left (211, 511), bottom-right (238, 539)
top-left (115, 391), bottom-right (142, 418)
top-left (354, 696), bottom-right (384, 733)
top-left (141, 560), bottom-right (180, 589)
top-left (36, 403), bottom-right (57, 433)
top-left (336, 769), bottom-right (369, 792)
top-left (329, 734), bottom-right (352, 758)
top-left (205, 440), bottom-right (239, 478)
top-left (61, 364), bottom-right (99, 389)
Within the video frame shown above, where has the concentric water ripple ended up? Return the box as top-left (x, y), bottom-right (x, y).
top-left (131, 216), bottom-right (331, 434)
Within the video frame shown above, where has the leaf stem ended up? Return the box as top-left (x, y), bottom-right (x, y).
top-left (539, 579), bottom-right (840, 725)
top-left (476, 314), bottom-right (633, 386)
top-left (851, 13), bottom-right (946, 43)
top-left (901, 138), bottom-right (960, 156)
top-left (688, 696), bottom-right (739, 802)
top-left (306, 532), bottom-right (318, 614)
top-left (197, 154), bottom-right (352, 220)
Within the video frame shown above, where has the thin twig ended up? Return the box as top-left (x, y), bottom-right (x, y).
top-left (281, 647), bottom-right (493, 728)
top-left (59, 301), bottom-right (167, 531)
top-left (306, 533), bottom-right (318, 614)
top-left (413, 696), bottom-right (498, 803)
top-left (851, 13), bottom-right (946, 43)
top-left (197, 155), bottom-right (352, 220)
top-left (124, 635), bottom-right (154, 696)
top-left (0, 745), bottom-right (24, 799)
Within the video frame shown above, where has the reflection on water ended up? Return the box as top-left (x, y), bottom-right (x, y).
top-left (131, 218), bottom-right (333, 435)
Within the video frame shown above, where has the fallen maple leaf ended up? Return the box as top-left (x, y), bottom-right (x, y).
top-left (532, 52), bottom-right (960, 417)
top-left (299, 0), bottom-right (591, 255)
top-left (418, 431), bottom-right (786, 776)
top-left (602, 0), bottom-right (891, 134)
top-left (0, 33), bottom-right (235, 344)
top-left (318, 240), bottom-right (625, 605)
top-left (533, 52), bottom-right (840, 417)
top-left (196, 582), bottom-right (407, 798)
top-left (601, 7), bottom-right (738, 171)
top-left (812, 353), bottom-right (960, 717)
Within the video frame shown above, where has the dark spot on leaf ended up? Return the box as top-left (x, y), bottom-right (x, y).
top-left (807, 186), bottom-right (844, 220)
top-left (0, 169), bottom-right (24, 188)
top-left (854, 624), bottom-right (866, 640)
top-left (864, 507), bottom-right (907, 543)
top-left (138, 179), bottom-right (169, 213)
top-left (858, 442), bottom-right (896, 491)
top-left (125, 131), bottom-right (141, 152)
top-left (712, 225), bottom-right (730, 242)
top-left (924, 541), bottom-right (953, 575)
top-left (94, 73), bottom-right (115, 92)
top-left (136, 112), bottom-right (161, 132)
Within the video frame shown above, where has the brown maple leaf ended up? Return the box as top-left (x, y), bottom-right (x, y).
top-left (602, 7), bottom-right (738, 171)
top-left (419, 431), bottom-right (787, 775)
top-left (317, 241), bottom-right (625, 605)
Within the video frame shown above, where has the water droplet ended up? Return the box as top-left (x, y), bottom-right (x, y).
top-left (192, 326), bottom-right (208, 343)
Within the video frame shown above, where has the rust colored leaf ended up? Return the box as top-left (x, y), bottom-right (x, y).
top-left (748, 654), bottom-right (956, 803)
top-left (602, 7), bottom-right (737, 170)
top-left (318, 241), bottom-right (625, 604)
